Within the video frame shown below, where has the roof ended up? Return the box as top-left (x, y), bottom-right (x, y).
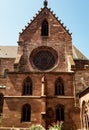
top-left (79, 87), bottom-right (89, 98)
top-left (0, 46), bottom-right (18, 58)
top-left (72, 45), bottom-right (88, 60)
top-left (0, 45), bottom-right (88, 60)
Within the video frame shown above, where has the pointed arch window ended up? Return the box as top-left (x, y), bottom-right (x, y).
top-left (55, 78), bottom-right (64, 96)
top-left (56, 105), bottom-right (64, 121)
top-left (0, 93), bottom-right (4, 114)
top-left (21, 104), bottom-right (31, 122)
top-left (47, 107), bottom-right (53, 118)
top-left (22, 77), bottom-right (32, 95)
top-left (41, 19), bottom-right (49, 36)
top-left (4, 69), bottom-right (9, 78)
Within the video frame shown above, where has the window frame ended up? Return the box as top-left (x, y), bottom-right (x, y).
top-left (55, 78), bottom-right (64, 96)
top-left (41, 19), bottom-right (49, 36)
top-left (0, 93), bottom-right (4, 114)
top-left (56, 104), bottom-right (64, 121)
top-left (21, 104), bottom-right (31, 122)
top-left (22, 77), bottom-right (33, 96)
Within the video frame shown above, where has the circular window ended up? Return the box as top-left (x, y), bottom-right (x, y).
top-left (30, 47), bottom-right (58, 71)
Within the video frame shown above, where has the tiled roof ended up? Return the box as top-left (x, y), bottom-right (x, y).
top-left (72, 45), bottom-right (88, 60)
top-left (0, 46), bottom-right (18, 58)
top-left (0, 45), bottom-right (88, 60)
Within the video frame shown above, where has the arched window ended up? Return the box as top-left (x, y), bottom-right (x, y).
top-left (56, 105), bottom-right (64, 121)
top-left (21, 104), bottom-right (31, 122)
top-left (41, 19), bottom-right (49, 36)
top-left (0, 93), bottom-right (4, 113)
top-left (55, 78), bottom-right (64, 95)
top-left (22, 77), bottom-right (32, 95)
top-left (47, 107), bottom-right (53, 118)
top-left (4, 69), bottom-right (9, 78)
top-left (0, 60), bottom-right (1, 66)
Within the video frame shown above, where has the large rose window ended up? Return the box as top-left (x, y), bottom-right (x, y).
top-left (30, 47), bottom-right (58, 71)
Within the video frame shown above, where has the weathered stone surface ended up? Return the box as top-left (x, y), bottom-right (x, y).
top-left (0, 3), bottom-right (89, 130)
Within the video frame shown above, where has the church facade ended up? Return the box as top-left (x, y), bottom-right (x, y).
top-left (0, 1), bottom-right (89, 130)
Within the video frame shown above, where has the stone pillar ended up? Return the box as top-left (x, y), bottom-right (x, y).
top-left (41, 75), bottom-right (47, 96)
top-left (41, 75), bottom-right (47, 128)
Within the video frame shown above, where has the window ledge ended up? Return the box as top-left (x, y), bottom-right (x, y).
top-left (4, 96), bottom-right (42, 98)
top-left (55, 96), bottom-right (74, 98)
top-left (0, 84), bottom-right (6, 89)
top-left (4, 95), bottom-right (74, 99)
top-left (41, 36), bottom-right (49, 39)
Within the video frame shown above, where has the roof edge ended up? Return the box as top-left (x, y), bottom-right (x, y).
top-left (19, 6), bottom-right (72, 36)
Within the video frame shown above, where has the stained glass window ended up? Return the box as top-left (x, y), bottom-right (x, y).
top-left (33, 50), bottom-right (56, 70)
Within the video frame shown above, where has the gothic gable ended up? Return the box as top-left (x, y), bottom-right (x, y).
top-left (16, 2), bottom-right (73, 72)
top-left (19, 7), bottom-right (71, 43)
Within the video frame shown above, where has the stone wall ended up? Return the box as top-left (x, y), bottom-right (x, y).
top-left (0, 58), bottom-right (15, 76)
top-left (75, 69), bottom-right (89, 94)
top-left (0, 72), bottom-right (80, 129)
top-left (17, 8), bottom-right (72, 72)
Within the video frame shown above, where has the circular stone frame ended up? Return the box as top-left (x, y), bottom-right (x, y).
top-left (30, 46), bottom-right (58, 71)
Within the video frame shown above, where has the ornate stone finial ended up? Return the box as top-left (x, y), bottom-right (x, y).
top-left (44, 0), bottom-right (48, 7)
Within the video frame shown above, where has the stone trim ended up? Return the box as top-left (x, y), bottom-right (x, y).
top-left (4, 96), bottom-right (74, 99)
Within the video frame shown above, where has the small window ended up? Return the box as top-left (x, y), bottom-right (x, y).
top-left (22, 77), bottom-right (32, 95)
top-left (47, 107), bottom-right (53, 118)
top-left (21, 104), bottom-right (31, 122)
top-left (56, 105), bottom-right (64, 121)
top-left (0, 93), bottom-right (4, 113)
top-left (0, 60), bottom-right (1, 66)
top-left (41, 19), bottom-right (49, 36)
top-left (55, 78), bottom-right (64, 95)
top-left (4, 69), bottom-right (9, 78)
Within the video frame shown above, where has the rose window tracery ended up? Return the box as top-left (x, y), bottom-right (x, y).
top-left (30, 47), bottom-right (58, 71)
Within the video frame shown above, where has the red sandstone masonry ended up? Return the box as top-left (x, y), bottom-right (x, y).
top-left (0, 5), bottom-right (85, 130)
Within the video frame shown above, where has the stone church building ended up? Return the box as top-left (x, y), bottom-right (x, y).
top-left (0, 0), bottom-right (89, 129)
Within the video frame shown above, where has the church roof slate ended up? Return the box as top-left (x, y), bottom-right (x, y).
top-left (0, 45), bottom-right (87, 60)
top-left (72, 45), bottom-right (88, 60)
top-left (0, 46), bottom-right (18, 58)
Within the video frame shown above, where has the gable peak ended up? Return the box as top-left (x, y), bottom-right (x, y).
top-left (44, 0), bottom-right (48, 7)
top-left (19, 1), bottom-right (72, 36)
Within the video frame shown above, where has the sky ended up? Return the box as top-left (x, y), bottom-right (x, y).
top-left (0, 0), bottom-right (89, 58)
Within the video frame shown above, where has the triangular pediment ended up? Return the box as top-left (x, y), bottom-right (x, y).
top-left (19, 6), bottom-right (71, 42)
top-left (17, 2), bottom-right (73, 72)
